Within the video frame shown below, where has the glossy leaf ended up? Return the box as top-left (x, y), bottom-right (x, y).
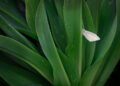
top-left (95, 40), bottom-right (120, 86)
top-left (93, 0), bottom-right (116, 62)
top-left (82, 0), bottom-right (96, 68)
top-left (0, 0), bottom-right (28, 28)
top-left (0, 16), bottom-right (37, 52)
top-left (79, 59), bottom-right (104, 86)
top-left (26, 0), bottom-right (40, 32)
top-left (53, 0), bottom-right (64, 20)
top-left (0, 35), bottom-right (53, 83)
top-left (63, 0), bottom-right (82, 80)
top-left (35, 0), bottom-right (70, 85)
top-left (44, 0), bottom-right (67, 52)
top-left (58, 49), bottom-right (78, 85)
top-left (95, 1), bottom-right (120, 85)
top-left (0, 57), bottom-right (49, 86)
top-left (87, 0), bottom-right (103, 28)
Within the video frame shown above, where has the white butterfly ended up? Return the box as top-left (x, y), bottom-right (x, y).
top-left (82, 29), bottom-right (100, 42)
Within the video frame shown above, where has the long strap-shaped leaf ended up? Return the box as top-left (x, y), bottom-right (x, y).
top-left (82, 0), bottom-right (96, 69)
top-left (93, 0), bottom-right (116, 62)
top-left (35, 0), bottom-right (70, 85)
top-left (79, 58), bottom-right (104, 86)
top-left (63, 0), bottom-right (82, 80)
top-left (0, 35), bottom-right (53, 83)
top-left (44, 0), bottom-right (67, 52)
top-left (95, 40), bottom-right (120, 86)
top-left (0, 11), bottom-right (27, 30)
top-left (26, 0), bottom-right (40, 32)
top-left (0, 57), bottom-right (49, 86)
top-left (87, 0), bottom-right (103, 28)
top-left (58, 49), bottom-right (78, 85)
top-left (0, 11), bottom-right (37, 39)
top-left (0, 16), bottom-right (37, 52)
top-left (79, 16), bottom-right (117, 86)
top-left (95, 1), bottom-right (120, 85)
top-left (53, 0), bottom-right (64, 20)
top-left (0, 0), bottom-right (28, 28)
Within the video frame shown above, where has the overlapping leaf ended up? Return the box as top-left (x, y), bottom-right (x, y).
top-left (26, 0), bottom-right (40, 32)
top-left (0, 35), bottom-right (53, 83)
top-left (0, 55), bottom-right (50, 86)
top-left (63, 0), bottom-right (83, 80)
top-left (35, 0), bottom-right (70, 85)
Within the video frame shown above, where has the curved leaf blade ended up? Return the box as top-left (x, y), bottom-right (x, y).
top-left (63, 0), bottom-right (82, 80)
top-left (0, 35), bottom-right (53, 83)
top-left (26, 0), bottom-right (40, 32)
top-left (35, 0), bottom-right (70, 85)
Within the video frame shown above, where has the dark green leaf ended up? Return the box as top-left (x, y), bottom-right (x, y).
top-left (93, 0), bottom-right (116, 62)
top-left (0, 57), bottom-right (48, 86)
top-left (26, 0), bottom-right (40, 32)
top-left (0, 35), bottom-right (53, 83)
top-left (44, 0), bottom-right (67, 52)
top-left (0, 0), bottom-right (28, 28)
top-left (0, 16), bottom-right (37, 52)
top-left (63, 0), bottom-right (82, 80)
top-left (35, 0), bottom-right (70, 85)
top-left (82, 0), bottom-right (96, 68)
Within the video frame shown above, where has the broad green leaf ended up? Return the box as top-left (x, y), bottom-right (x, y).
top-left (95, 41), bottom-right (120, 86)
top-left (0, 0), bottom-right (28, 28)
top-left (79, 59), bottom-right (104, 86)
top-left (53, 0), bottom-right (64, 20)
top-left (0, 16), bottom-right (37, 52)
top-left (79, 16), bottom-right (117, 86)
top-left (0, 57), bottom-right (49, 86)
top-left (95, 1), bottom-right (120, 85)
top-left (0, 11), bottom-right (37, 39)
top-left (87, 0), bottom-right (103, 28)
top-left (44, 0), bottom-right (67, 52)
top-left (0, 35), bottom-right (53, 83)
top-left (0, 10), bottom-right (27, 30)
top-left (26, 0), bottom-right (40, 32)
top-left (63, 0), bottom-right (82, 80)
top-left (82, 0), bottom-right (96, 68)
top-left (80, 1), bottom-right (117, 84)
top-left (93, 0), bottom-right (116, 62)
top-left (58, 50), bottom-right (78, 85)
top-left (16, 28), bottom-right (38, 40)
top-left (35, 0), bottom-right (70, 85)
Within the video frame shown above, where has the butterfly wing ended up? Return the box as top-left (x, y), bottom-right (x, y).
top-left (82, 29), bottom-right (100, 42)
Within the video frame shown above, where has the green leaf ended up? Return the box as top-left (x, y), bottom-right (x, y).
top-left (0, 35), bottom-right (53, 83)
top-left (79, 0), bottom-right (117, 85)
top-left (58, 50), bottom-right (78, 85)
top-left (44, 0), bottom-right (67, 52)
top-left (82, 0), bottom-right (96, 68)
top-left (63, 0), bottom-right (82, 80)
top-left (53, 0), bottom-right (64, 20)
top-left (95, 41), bottom-right (120, 86)
top-left (0, 0), bottom-right (28, 28)
top-left (87, 0), bottom-right (103, 28)
top-left (93, 0), bottom-right (116, 62)
top-left (16, 28), bottom-right (38, 40)
top-left (0, 16), bottom-right (37, 52)
top-left (79, 16), bottom-right (117, 86)
top-left (95, 1), bottom-right (120, 85)
top-left (26, 0), bottom-right (40, 32)
top-left (0, 57), bottom-right (49, 86)
top-left (0, 10), bottom-right (27, 30)
top-left (79, 59), bottom-right (104, 86)
top-left (35, 0), bottom-right (70, 85)
top-left (0, 11), bottom-right (37, 39)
